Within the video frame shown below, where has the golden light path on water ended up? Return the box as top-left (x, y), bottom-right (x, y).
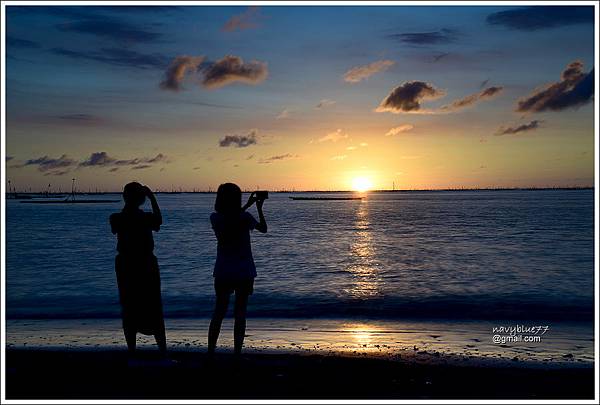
top-left (344, 194), bottom-right (381, 299)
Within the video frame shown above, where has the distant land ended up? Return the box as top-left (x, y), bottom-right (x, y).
top-left (4, 186), bottom-right (595, 198)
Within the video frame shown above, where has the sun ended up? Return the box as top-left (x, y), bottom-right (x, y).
top-left (351, 177), bottom-right (373, 192)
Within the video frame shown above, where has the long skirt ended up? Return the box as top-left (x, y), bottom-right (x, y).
top-left (115, 254), bottom-right (165, 336)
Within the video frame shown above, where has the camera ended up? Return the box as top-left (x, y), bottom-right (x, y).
top-left (256, 191), bottom-right (269, 201)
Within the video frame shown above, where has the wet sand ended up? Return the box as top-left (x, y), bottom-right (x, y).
top-left (5, 318), bottom-right (595, 399)
top-left (5, 348), bottom-right (594, 399)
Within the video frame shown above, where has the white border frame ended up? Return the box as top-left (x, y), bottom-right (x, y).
top-left (1, 1), bottom-right (598, 404)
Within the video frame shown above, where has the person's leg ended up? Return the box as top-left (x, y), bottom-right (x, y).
top-left (154, 321), bottom-right (167, 355)
top-left (233, 292), bottom-right (249, 356)
top-left (208, 292), bottom-right (230, 355)
top-left (123, 320), bottom-right (137, 355)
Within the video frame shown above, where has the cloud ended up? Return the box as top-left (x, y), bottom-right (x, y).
top-left (131, 164), bottom-right (153, 170)
top-left (219, 130), bottom-right (258, 148)
top-left (331, 155), bottom-right (347, 160)
top-left (56, 19), bottom-right (162, 43)
top-left (387, 28), bottom-right (458, 45)
top-left (385, 125), bottom-right (414, 136)
top-left (440, 86), bottom-right (503, 111)
top-left (54, 113), bottom-right (104, 126)
top-left (202, 55), bottom-right (268, 89)
top-left (258, 153), bottom-right (297, 164)
top-left (376, 81), bottom-right (445, 114)
top-left (19, 155), bottom-right (77, 174)
top-left (346, 146), bottom-right (357, 150)
top-left (316, 99), bottom-right (336, 108)
top-left (343, 60), bottom-right (395, 83)
top-left (159, 55), bottom-right (205, 91)
top-left (480, 79), bottom-right (490, 88)
top-left (160, 55), bottom-right (268, 90)
top-left (52, 47), bottom-right (168, 69)
top-left (319, 129), bottom-right (348, 142)
top-left (516, 61), bottom-right (594, 113)
top-left (7, 36), bottom-right (41, 49)
top-left (486, 6), bottom-right (593, 31)
top-left (145, 153), bottom-right (167, 163)
top-left (222, 7), bottom-right (262, 32)
top-left (276, 109), bottom-right (291, 119)
top-left (79, 152), bottom-right (168, 168)
top-left (79, 152), bottom-right (116, 167)
top-left (432, 53), bottom-right (450, 63)
top-left (495, 120), bottom-right (542, 136)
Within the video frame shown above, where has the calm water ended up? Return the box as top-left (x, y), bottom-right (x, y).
top-left (6, 190), bottom-right (595, 321)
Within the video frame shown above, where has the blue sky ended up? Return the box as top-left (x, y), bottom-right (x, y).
top-left (4, 5), bottom-right (596, 191)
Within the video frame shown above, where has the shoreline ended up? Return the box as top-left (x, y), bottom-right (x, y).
top-left (7, 318), bottom-right (594, 365)
top-left (5, 348), bottom-right (594, 399)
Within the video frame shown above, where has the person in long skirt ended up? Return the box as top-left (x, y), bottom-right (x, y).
top-left (110, 182), bottom-right (167, 357)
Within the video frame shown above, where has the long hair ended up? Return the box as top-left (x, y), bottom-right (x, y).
top-left (214, 183), bottom-right (242, 215)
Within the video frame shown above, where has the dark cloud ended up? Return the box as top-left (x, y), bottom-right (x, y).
top-left (432, 53), bottom-right (450, 63)
top-left (19, 154), bottom-right (77, 174)
top-left (258, 154), bottom-right (297, 164)
top-left (486, 6), bottom-right (593, 31)
top-left (57, 19), bottom-right (162, 43)
top-left (219, 130), bottom-right (258, 148)
top-left (222, 7), bottom-right (262, 32)
top-left (496, 120), bottom-right (542, 135)
top-left (160, 54), bottom-right (268, 90)
top-left (79, 151), bottom-right (115, 167)
top-left (44, 169), bottom-right (70, 176)
top-left (202, 55), bottom-right (268, 89)
top-left (376, 81), bottom-right (445, 113)
top-left (516, 61), bottom-right (594, 113)
top-left (145, 153), bottom-right (167, 163)
top-left (441, 86), bottom-right (503, 111)
top-left (388, 28), bottom-right (458, 45)
top-left (159, 56), bottom-right (205, 91)
top-left (79, 152), bottom-right (167, 168)
top-left (54, 113), bottom-right (105, 126)
top-left (7, 36), bottom-right (41, 49)
top-left (9, 6), bottom-right (179, 19)
top-left (131, 164), bottom-right (152, 170)
top-left (52, 47), bottom-right (168, 69)
top-left (480, 78), bottom-right (490, 88)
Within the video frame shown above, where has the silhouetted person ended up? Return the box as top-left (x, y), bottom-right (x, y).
top-left (110, 182), bottom-right (167, 357)
top-left (208, 183), bottom-right (267, 357)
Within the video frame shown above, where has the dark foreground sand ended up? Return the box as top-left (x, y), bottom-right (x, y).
top-left (5, 348), bottom-right (595, 400)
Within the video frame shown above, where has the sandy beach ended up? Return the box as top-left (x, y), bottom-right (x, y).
top-left (5, 348), bottom-right (594, 400)
top-left (5, 318), bottom-right (595, 399)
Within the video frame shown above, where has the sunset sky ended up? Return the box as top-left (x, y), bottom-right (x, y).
top-left (3, 4), bottom-right (596, 192)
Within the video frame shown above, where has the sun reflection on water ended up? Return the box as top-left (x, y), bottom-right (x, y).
top-left (344, 200), bottom-right (381, 298)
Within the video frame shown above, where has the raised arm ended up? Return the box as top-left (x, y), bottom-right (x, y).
top-left (254, 198), bottom-right (267, 233)
top-left (242, 192), bottom-right (257, 211)
top-left (144, 186), bottom-right (162, 229)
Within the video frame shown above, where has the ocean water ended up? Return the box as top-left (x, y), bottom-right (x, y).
top-left (5, 190), bottom-right (595, 322)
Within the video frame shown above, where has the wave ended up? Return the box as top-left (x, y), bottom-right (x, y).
top-left (7, 293), bottom-right (593, 322)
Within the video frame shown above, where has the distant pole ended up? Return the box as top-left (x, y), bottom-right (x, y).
top-left (71, 178), bottom-right (76, 200)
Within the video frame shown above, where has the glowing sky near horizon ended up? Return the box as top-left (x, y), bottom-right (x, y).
top-left (4, 5), bottom-right (596, 191)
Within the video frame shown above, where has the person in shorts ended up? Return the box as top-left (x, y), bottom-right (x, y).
top-left (207, 183), bottom-right (267, 356)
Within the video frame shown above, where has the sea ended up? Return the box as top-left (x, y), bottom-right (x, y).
top-left (5, 189), bottom-right (596, 363)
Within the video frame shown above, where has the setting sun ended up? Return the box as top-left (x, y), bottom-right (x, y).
top-left (352, 177), bottom-right (373, 192)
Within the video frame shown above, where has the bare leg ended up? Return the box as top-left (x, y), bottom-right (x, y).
top-left (124, 325), bottom-right (136, 355)
top-left (233, 293), bottom-right (249, 356)
top-left (155, 321), bottom-right (167, 355)
top-left (208, 293), bottom-right (230, 355)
